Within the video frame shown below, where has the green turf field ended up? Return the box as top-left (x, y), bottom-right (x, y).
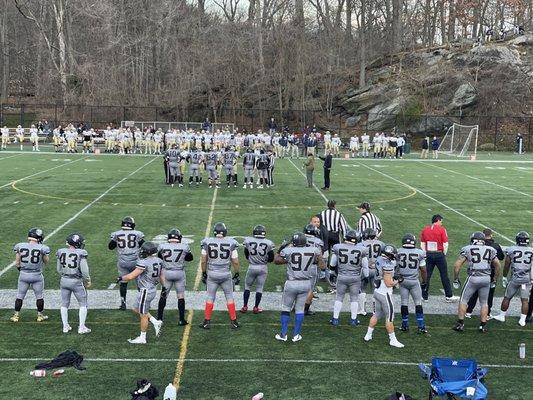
top-left (0, 149), bottom-right (532, 399)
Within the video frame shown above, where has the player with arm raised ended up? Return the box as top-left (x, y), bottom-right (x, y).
top-left (10, 228), bottom-right (50, 323)
top-left (56, 233), bottom-right (91, 334)
top-left (453, 232), bottom-right (500, 333)
top-left (156, 229), bottom-right (193, 326)
top-left (397, 234), bottom-right (428, 334)
top-left (109, 216), bottom-right (145, 310)
top-left (274, 232), bottom-right (324, 342)
top-left (200, 223), bottom-right (241, 329)
top-left (118, 242), bottom-right (164, 344)
top-left (358, 228), bottom-right (384, 315)
top-left (364, 245), bottom-right (404, 348)
top-left (241, 225), bottom-right (275, 314)
top-left (492, 231), bottom-right (533, 326)
top-left (329, 230), bottom-right (368, 326)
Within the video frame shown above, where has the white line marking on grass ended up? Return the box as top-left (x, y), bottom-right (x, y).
top-left (288, 158), bottom-right (329, 203)
top-left (38, 201), bottom-right (44, 204)
top-left (0, 154), bottom-right (23, 161)
top-left (356, 163), bottom-right (514, 244)
top-left (107, 283), bottom-right (116, 289)
top-left (0, 157), bottom-right (158, 278)
top-left (0, 157), bottom-right (85, 190)
top-left (13, 201), bottom-right (19, 204)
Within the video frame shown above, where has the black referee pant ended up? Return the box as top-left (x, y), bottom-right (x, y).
top-left (423, 252), bottom-right (453, 299)
top-left (323, 168), bottom-right (330, 189)
top-left (466, 268), bottom-right (495, 314)
top-left (163, 159), bottom-right (170, 184)
top-left (526, 285), bottom-right (533, 320)
top-left (326, 231), bottom-right (340, 251)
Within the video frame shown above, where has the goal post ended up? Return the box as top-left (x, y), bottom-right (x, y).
top-left (438, 123), bottom-right (479, 157)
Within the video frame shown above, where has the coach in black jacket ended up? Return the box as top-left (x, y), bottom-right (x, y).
top-left (319, 150), bottom-right (333, 190)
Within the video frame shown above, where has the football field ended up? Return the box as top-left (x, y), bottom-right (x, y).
top-left (0, 148), bottom-right (532, 399)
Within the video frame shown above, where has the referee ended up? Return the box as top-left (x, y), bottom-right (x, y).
top-left (320, 200), bottom-right (348, 251)
top-left (357, 202), bottom-right (382, 238)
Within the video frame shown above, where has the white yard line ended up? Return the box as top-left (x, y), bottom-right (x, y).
top-left (420, 161), bottom-right (533, 198)
top-left (0, 154), bottom-right (23, 161)
top-left (356, 163), bottom-right (515, 244)
top-left (342, 157), bottom-right (533, 164)
top-left (0, 157), bottom-right (86, 190)
top-left (287, 158), bottom-right (329, 203)
top-left (0, 157), bottom-right (158, 278)
top-left (0, 357), bottom-right (530, 369)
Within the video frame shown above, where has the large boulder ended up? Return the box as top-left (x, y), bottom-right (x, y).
top-left (405, 116), bottom-right (452, 134)
top-left (345, 115), bottom-right (362, 127)
top-left (467, 45), bottom-right (521, 65)
top-left (367, 97), bottom-right (405, 130)
top-left (449, 83), bottom-right (477, 110)
top-left (509, 34), bottom-right (533, 46)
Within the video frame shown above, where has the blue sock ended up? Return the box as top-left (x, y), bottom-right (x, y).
top-left (293, 313), bottom-right (305, 336)
top-left (243, 290), bottom-right (250, 307)
top-left (401, 305), bottom-right (409, 326)
top-left (280, 311), bottom-right (290, 336)
top-left (415, 305), bottom-right (425, 328)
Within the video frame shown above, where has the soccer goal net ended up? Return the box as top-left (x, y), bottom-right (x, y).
top-left (438, 123), bottom-right (479, 157)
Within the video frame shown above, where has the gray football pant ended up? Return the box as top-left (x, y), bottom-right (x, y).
top-left (244, 266), bottom-right (267, 292)
top-left (60, 277), bottom-right (88, 307)
top-left (207, 167), bottom-right (218, 180)
top-left (207, 272), bottom-right (234, 302)
top-left (504, 280), bottom-right (531, 300)
top-left (258, 169), bottom-right (268, 179)
top-left (136, 288), bottom-right (156, 314)
top-left (399, 279), bottom-right (423, 306)
top-left (169, 162), bottom-right (180, 177)
top-left (373, 291), bottom-right (394, 322)
top-left (281, 280), bottom-right (312, 313)
top-left (336, 275), bottom-right (361, 302)
top-left (244, 167), bottom-right (254, 178)
top-left (460, 275), bottom-right (491, 306)
top-left (189, 166), bottom-right (200, 177)
top-left (163, 269), bottom-right (186, 295)
top-left (224, 166), bottom-right (234, 175)
top-left (17, 272), bottom-right (44, 300)
top-left (118, 259), bottom-right (137, 277)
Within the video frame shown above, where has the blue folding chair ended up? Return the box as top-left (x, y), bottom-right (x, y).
top-left (419, 357), bottom-right (488, 399)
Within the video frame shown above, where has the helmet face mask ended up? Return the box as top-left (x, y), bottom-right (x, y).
top-left (402, 233), bottom-right (416, 248)
top-left (253, 225), bottom-right (266, 238)
top-left (516, 231), bottom-right (530, 246)
top-left (122, 216), bottom-right (135, 230)
top-left (470, 231), bottom-right (485, 245)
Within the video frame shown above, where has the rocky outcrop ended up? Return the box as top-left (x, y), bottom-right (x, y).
top-left (449, 83), bottom-right (477, 110)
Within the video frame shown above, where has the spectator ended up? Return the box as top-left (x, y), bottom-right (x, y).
top-left (485, 27), bottom-right (494, 41)
top-left (307, 133), bottom-right (317, 156)
top-left (302, 152), bottom-right (315, 188)
top-left (357, 202), bottom-right (382, 238)
top-left (420, 214), bottom-right (458, 303)
top-left (202, 118), bottom-right (212, 132)
top-left (465, 228), bottom-right (504, 319)
top-left (431, 135), bottom-right (439, 159)
top-left (318, 150), bottom-right (332, 190)
top-left (420, 135), bottom-right (429, 159)
top-left (396, 134), bottom-right (405, 159)
top-left (267, 117), bottom-right (276, 135)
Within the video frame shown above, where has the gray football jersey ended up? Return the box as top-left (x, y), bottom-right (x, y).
top-left (375, 255), bottom-right (396, 286)
top-left (332, 242), bottom-right (368, 277)
top-left (166, 148), bottom-right (182, 163)
top-left (243, 153), bottom-right (256, 168)
top-left (243, 237), bottom-right (274, 266)
top-left (223, 151), bottom-right (238, 167)
top-left (189, 150), bottom-right (204, 166)
top-left (56, 248), bottom-right (89, 280)
top-left (505, 245), bottom-right (533, 283)
top-left (460, 245), bottom-right (497, 277)
top-left (362, 239), bottom-right (385, 266)
top-left (158, 242), bottom-right (191, 271)
top-left (397, 247), bottom-right (426, 280)
top-left (280, 246), bottom-right (321, 281)
top-left (201, 237), bottom-right (239, 272)
top-left (110, 229), bottom-right (145, 264)
top-left (305, 236), bottom-right (324, 252)
top-left (136, 256), bottom-right (163, 290)
top-left (14, 242), bottom-right (50, 273)
top-left (205, 152), bottom-right (219, 167)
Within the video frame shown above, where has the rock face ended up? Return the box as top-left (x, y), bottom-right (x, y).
top-left (367, 97), bottom-right (405, 130)
top-left (449, 83), bottom-right (477, 110)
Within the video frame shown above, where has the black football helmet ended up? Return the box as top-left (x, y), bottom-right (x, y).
top-left (121, 216), bottom-right (135, 230)
top-left (382, 244), bottom-right (397, 260)
top-left (213, 222), bottom-right (227, 237)
top-left (516, 231), bottom-right (530, 246)
top-left (139, 241), bottom-right (158, 259)
top-left (246, 147), bottom-right (253, 153)
top-left (470, 231), bottom-right (485, 245)
top-left (362, 228), bottom-right (377, 240)
top-left (253, 225), bottom-right (266, 238)
top-left (168, 228), bottom-right (182, 242)
top-left (345, 229), bottom-right (361, 244)
top-left (28, 228), bottom-right (44, 243)
top-left (66, 233), bottom-right (85, 248)
top-left (292, 232), bottom-right (307, 247)
top-left (401, 233), bottom-right (416, 248)
top-left (304, 224), bottom-right (320, 238)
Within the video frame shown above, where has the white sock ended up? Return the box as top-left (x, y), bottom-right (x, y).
top-left (60, 307), bottom-right (69, 326)
top-left (358, 293), bottom-right (366, 309)
top-left (389, 332), bottom-right (397, 341)
top-left (140, 331), bottom-right (147, 339)
top-left (350, 302), bottom-right (359, 319)
top-left (79, 306), bottom-right (87, 327)
top-left (366, 327), bottom-right (374, 336)
top-left (333, 301), bottom-right (342, 319)
top-left (519, 314), bottom-right (527, 323)
top-left (149, 315), bottom-right (158, 325)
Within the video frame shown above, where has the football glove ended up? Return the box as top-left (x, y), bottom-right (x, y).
top-left (421, 282), bottom-right (428, 294)
top-left (232, 272), bottom-right (240, 286)
top-left (278, 239), bottom-right (289, 253)
top-left (84, 280), bottom-right (92, 289)
top-left (502, 277), bottom-right (508, 288)
top-left (393, 275), bottom-right (404, 283)
top-left (116, 276), bottom-right (124, 284)
top-left (452, 279), bottom-right (461, 290)
top-left (201, 272), bottom-right (207, 285)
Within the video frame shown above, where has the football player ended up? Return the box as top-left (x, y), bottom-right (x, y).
top-left (118, 242), bottom-right (164, 344)
top-left (242, 148), bottom-right (256, 189)
top-left (452, 232), bottom-right (500, 333)
top-left (109, 217), bottom-right (145, 310)
top-left (329, 230), bottom-right (368, 326)
top-left (29, 124), bottom-right (40, 151)
top-left (492, 231), bottom-right (533, 326)
top-left (397, 234), bottom-right (428, 333)
top-left (10, 228), bottom-right (50, 322)
top-left (274, 232), bottom-right (324, 342)
top-left (1, 126), bottom-right (9, 149)
top-left (302, 223), bottom-right (326, 316)
top-left (187, 146), bottom-right (204, 186)
top-left (204, 148), bottom-right (220, 189)
top-left (222, 146), bottom-right (239, 188)
top-left (16, 125), bottom-right (24, 151)
top-left (358, 228), bottom-right (385, 315)
top-left (56, 233), bottom-right (91, 334)
top-left (363, 245), bottom-right (404, 348)
top-left (331, 134), bottom-right (341, 157)
top-left (349, 135), bottom-right (359, 158)
top-left (323, 131), bottom-right (331, 155)
top-left (166, 144), bottom-right (184, 187)
top-left (82, 128), bottom-right (93, 154)
top-left (156, 228), bottom-right (193, 325)
top-left (241, 225), bottom-right (275, 314)
top-left (360, 132), bottom-right (370, 158)
top-left (255, 149), bottom-right (270, 188)
top-left (199, 223), bottom-right (241, 329)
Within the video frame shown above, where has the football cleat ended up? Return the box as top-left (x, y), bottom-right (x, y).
top-left (358, 309), bottom-right (367, 316)
top-left (231, 319), bottom-right (240, 329)
top-left (63, 324), bottom-right (72, 334)
top-left (36, 313), bottom-right (48, 322)
top-left (292, 334), bottom-right (302, 343)
top-left (464, 313), bottom-right (472, 319)
top-left (363, 333), bottom-right (373, 342)
top-left (492, 313), bottom-right (505, 322)
top-left (304, 309), bottom-right (315, 316)
top-left (329, 318), bottom-right (339, 326)
top-left (275, 334), bottom-right (287, 342)
top-left (400, 324), bottom-right (409, 332)
top-left (240, 306), bottom-right (248, 313)
top-left (78, 326), bottom-right (91, 335)
top-left (119, 301), bottom-right (126, 311)
top-left (418, 327), bottom-right (429, 334)
top-left (128, 336), bottom-right (146, 344)
top-left (478, 325), bottom-right (488, 333)
top-left (178, 320), bottom-right (188, 326)
top-left (252, 307), bottom-right (263, 314)
top-left (350, 319), bottom-right (359, 327)
top-left (10, 312), bottom-right (19, 322)
top-left (153, 320), bottom-right (163, 337)
top-left (445, 296), bottom-right (459, 303)
top-left (453, 322), bottom-right (465, 332)
top-left (389, 339), bottom-right (405, 348)
top-left (200, 319), bottom-right (211, 329)
top-left (518, 319), bottom-right (526, 327)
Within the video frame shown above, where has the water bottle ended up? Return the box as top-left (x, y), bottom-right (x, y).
top-left (519, 343), bottom-right (526, 359)
top-left (30, 369), bottom-right (46, 377)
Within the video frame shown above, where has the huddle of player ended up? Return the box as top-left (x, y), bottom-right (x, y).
top-left (347, 132), bottom-right (407, 159)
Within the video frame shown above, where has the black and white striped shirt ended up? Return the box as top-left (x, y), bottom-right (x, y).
top-left (357, 212), bottom-right (382, 236)
top-left (320, 208), bottom-right (348, 237)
